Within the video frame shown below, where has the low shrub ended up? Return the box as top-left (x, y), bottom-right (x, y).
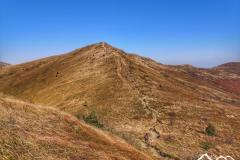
top-left (201, 142), bottom-right (215, 150)
top-left (84, 111), bottom-right (104, 128)
top-left (205, 123), bottom-right (216, 136)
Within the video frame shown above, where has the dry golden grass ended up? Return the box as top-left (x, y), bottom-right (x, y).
top-left (0, 94), bottom-right (152, 160)
top-left (0, 42), bottom-right (240, 159)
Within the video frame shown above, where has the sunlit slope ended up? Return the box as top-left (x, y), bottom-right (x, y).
top-left (0, 94), bottom-right (152, 160)
top-left (0, 42), bottom-right (240, 159)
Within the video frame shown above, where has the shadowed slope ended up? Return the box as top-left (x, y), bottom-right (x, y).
top-left (0, 94), bottom-right (152, 160)
top-left (213, 62), bottom-right (240, 75)
top-left (0, 42), bottom-right (240, 159)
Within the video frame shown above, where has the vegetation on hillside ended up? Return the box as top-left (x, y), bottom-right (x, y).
top-left (84, 111), bottom-right (104, 128)
top-left (0, 42), bottom-right (240, 159)
top-left (0, 96), bottom-right (151, 160)
top-left (205, 123), bottom-right (216, 136)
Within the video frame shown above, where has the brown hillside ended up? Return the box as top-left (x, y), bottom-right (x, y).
top-left (0, 42), bottom-right (240, 159)
top-left (213, 62), bottom-right (240, 75)
top-left (207, 62), bottom-right (240, 96)
top-left (0, 94), bottom-right (152, 160)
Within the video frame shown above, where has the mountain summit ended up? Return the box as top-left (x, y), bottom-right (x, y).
top-left (0, 43), bottom-right (240, 159)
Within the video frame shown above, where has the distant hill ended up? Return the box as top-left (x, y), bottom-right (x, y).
top-left (0, 42), bottom-right (239, 159)
top-left (213, 62), bottom-right (240, 75)
top-left (0, 61), bottom-right (10, 67)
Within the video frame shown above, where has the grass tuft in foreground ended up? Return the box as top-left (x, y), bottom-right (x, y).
top-left (84, 111), bottom-right (104, 128)
top-left (205, 123), bottom-right (216, 136)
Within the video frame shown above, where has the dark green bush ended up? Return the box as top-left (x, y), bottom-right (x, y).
top-left (201, 142), bottom-right (215, 150)
top-left (205, 123), bottom-right (216, 136)
top-left (84, 111), bottom-right (104, 128)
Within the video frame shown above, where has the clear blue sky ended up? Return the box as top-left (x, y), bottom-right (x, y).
top-left (0, 0), bottom-right (239, 67)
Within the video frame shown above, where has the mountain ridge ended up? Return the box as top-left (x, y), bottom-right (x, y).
top-left (0, 42), bottom-right (240, 159)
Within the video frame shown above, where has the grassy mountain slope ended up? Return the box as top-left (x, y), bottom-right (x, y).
top-left (0, 42), bottom-right (239, 159)
top-left (213, 62), bottom-right (240, 75)
top-left (0, 94), bottom-right (151, 160)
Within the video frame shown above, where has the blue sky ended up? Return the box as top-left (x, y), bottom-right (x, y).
top-left (0, 0), bottom-right (239, 67)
